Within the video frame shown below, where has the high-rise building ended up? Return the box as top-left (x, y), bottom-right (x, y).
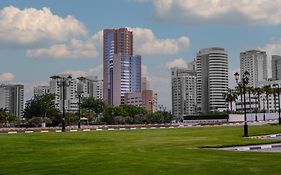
top-left (0, 84), bottom-right (24, 118)
top-left (171, 66), bottom-right (197, 117)
top-left (34, 86), bottom-right (50, 97)
top-left (112, 54), bottom-right (141, 106)
top-left (50, 75), bottom-right (79, 113)
top-left (196, 48), bottom-right (228, 113)
top-left (77, 76), bottom-right (103, 100)
top-left (103, 28), bottom-right (141, 106)
top-left (240, 50), bottom-right (267, 88)
top-left (47, 75), bottom-right (103, 113)
top-left (125, 90), bottom-right (158, 112)
top-left (272, 55), bottom-right (281, 81)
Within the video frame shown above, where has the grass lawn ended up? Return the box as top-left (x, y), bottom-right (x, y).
top-left (1, 125), bottom-right (281, 175)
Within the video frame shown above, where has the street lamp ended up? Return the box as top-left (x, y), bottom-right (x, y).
top-left (53, 75), bottom-right (72, 132)
top-left (76, 90), bottom-right (84, 129)
top-left (273, 84), bottom-right (281, 125)
top-left (262, 97), bottom-right (266, 121)
top-left (149, 99), bottom-right (155, 113)
top-left (234, 71), bottom-right (250, 137)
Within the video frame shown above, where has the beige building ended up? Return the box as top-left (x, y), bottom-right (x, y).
top-left (124, 90), bottom-right (158, 112)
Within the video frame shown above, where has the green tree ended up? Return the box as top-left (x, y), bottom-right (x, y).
top-left (102, 105), bottom-right (115, 124)
top-left (65, 112), bottom-right (78, 125)
top-left (24, 94), bottom-right (60, 126)
top-left (254, 87), bottom-right (263, 112)
top-left (223, 89), bottom-right (237, 113)
top-left (247, 86), bottom-right (255, 112)
top-left (81, 97), bottom-right (105, 114)
top-left (263, 85), bottom-right (273, 112)
top-left (0, 108), bottom-right (9, 127)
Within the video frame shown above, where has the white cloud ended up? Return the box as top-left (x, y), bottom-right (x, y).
top-left (149, 0), bottom-right (281, 25)
top-left (61, 70), bottom-right (88, 78)
top-left (61, 65), bottom-right (103, 79)
top-left (148, 76), bottom-right (171, 110)
top-left (0, 6), bottom-right (86, 45)
top-left (261, 39), bottom-right (281, 57)
top-left (141, 64), bottom-right (148, 76)
top-left (228, 68), bottom-right (240, 89)
top-left (26, 39), bottom-right (98, 59)
top-left (0, 72), bottom-right (15, 81)
top-left (259, 39), bottom-right (281, 78)
top-left (128, 27), bottom-right (190, 55)
top-left (88, 64), bottom-right (103, 78)
top-left (165, 58), bottom-right (188, 69)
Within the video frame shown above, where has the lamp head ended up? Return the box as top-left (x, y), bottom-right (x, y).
top-left (234, 72), bottom-right (239, 83)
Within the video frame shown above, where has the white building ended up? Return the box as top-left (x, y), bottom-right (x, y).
top-left (77, 76), bottom-right (103, 100)
top-left (49, 75), bottom-right (103, 113)
top-left (50, 75), bottom-right (79, 113)
top-left (0, 84), bottom-right (24, 118)
top-left (235, 50), bottom-right (268, 113)
top-left (171, 66), bottom-right (197, 117)
top-left (240, 50), bottom-right (267, 88)
top-left (34, 86), bottom-right (50, 97)
top-left (196, 47), bottom-right (228, 113)
top-left (272, 55), bottom-right (281, 81)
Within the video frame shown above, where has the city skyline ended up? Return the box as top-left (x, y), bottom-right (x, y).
top-left (1, 1), bottom-right (281, 110)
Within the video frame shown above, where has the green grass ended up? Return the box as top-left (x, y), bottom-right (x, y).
top-left (1, 125), bottom-right (281, 175)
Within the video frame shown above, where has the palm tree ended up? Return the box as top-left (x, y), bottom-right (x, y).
top-left (223, 89), bottom-right (237, 113)
top-left (263, 85), bottom-right (273, 112)
top-left (247, 86), bottom-right (254, 113)
top-left (255, 87), bottom-right (263, 112)
top-left (235, 85), bottom-right (244, 113)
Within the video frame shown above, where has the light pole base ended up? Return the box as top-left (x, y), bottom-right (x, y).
top-left (244, 123), bottom-right (248, 137)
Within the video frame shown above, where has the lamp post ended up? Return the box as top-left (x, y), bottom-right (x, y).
top-left (262, 97), bottom-right (266, 121)
top-left (53, 75), bottom-right (72, 132)
top-left (255, 95), bottom-right (258, 122)
top-left (76, 91), bottom-right (84, 129)
top-left (273, 84), bottom-right (281, 125)
top-left (148, 99), bottom-right (155, 113)
top-left (234, 71), bottom-right (250, 137)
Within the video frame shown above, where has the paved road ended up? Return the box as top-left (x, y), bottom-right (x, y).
top-left (251, 147), bottom-right (281, 152)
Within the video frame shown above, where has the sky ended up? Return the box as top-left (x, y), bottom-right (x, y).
top-left (1, 0), bottom-right (281, 110)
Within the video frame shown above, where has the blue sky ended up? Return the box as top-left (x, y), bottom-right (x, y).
top-left (1, 0), bottom-right (281, 110)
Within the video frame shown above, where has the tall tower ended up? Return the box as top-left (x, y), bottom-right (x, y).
top-left (171, 66), bottom-right (197, 117)
top-left (240, 50), bottom-right (267, 87)
top-left (196, 48), bottom-right (228, 113)
top-left (103, 28), bottom-right (141, 106)
top-left (0, 84), bottom-right (24, 118)
top-left (272, 55), bottom-right (281, 81)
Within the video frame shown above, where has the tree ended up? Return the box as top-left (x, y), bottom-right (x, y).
top-left (0, 108), bottom-right (9, 127)
top-left (255, 87), bottom-right (263, 112)
top-left (81, 97), bottom-right (105, 114)
top-left (247, 87), bottom-right (254, 113)
top-left (65, 113), bottom-right (78, 125)
top-left (24, 94), bottom-right (60, 126)
top-left (223, 89), bottom-right (237, 113)
top-left (263, 85), bottom-right (273, 112)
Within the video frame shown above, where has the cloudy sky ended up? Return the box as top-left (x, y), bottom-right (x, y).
top-left (1, 0), bottom-right (281, 110)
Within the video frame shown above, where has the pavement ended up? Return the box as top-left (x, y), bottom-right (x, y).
top-left (219, 143), bottom-right (281, 152)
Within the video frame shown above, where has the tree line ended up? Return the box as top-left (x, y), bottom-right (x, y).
top-left (19, 93), bottom-right (173, 127)
top-left (224, 85), bottom-right (280, 113)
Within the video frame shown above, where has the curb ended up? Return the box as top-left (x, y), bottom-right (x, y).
top-left (235, 143), bottom-right (281, 151)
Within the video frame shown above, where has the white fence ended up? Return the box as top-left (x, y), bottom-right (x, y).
top-left (229, 113), bottom-right (280, 122)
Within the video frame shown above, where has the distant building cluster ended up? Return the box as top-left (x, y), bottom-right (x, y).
top-left (171, 48), bottom-right (281, 118)
top-left (171, 47), bottom-right (229, 118)
top-left (34, 75), bottom-right (103, 113)
top-left (4, 27), bottom-right (281, 119)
